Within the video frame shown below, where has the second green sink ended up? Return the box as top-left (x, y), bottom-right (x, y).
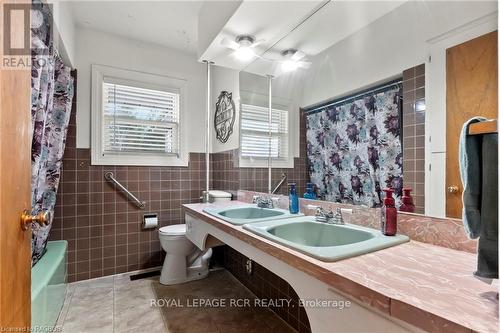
top-left (243, 216), bottom-right (409, 261)
top-left (203, 205), bottom-right (302, 225)
top-left (268, 221), bottom-right (374, 247)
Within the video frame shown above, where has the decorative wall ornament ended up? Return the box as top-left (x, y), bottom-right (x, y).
top-left (214, 91), bottom-right (236, 143)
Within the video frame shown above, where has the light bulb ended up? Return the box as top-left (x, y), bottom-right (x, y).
top-left (282, 60), bottom-right (299, 72)
top-left (234, 46), bottom-right (255, 61)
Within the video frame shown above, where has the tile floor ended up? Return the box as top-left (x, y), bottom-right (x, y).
top-left (56, 269), bottom-right (296, 333)
top-left (153, 270), bottom-right (296, 333)
top-left (57, 269), bottom-right (166, 333)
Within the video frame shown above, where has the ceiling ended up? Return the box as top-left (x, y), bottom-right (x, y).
top-left (244, 0), bottom-right (407, 76)
top-left (199, 0), bottom-right (408, 75)
top-left (256, 0), bottom-right (406, 59)
top-left (69, 1), bottom-right (204, 54)
top-left (68, 0), bottom-right (407, 67)
top-left (198, 0), bottom-right (327, 70)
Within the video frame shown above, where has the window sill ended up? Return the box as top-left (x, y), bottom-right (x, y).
top-left (239, 157), bottom-right (294, 169)
top-left (91, 152), bottom-right (189, 167)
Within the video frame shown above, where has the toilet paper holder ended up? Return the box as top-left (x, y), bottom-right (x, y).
top-left (143, 213), bottom-right (158, 229)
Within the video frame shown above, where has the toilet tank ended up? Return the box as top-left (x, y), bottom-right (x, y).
top-left (205, 190), bottom-right (232, 203)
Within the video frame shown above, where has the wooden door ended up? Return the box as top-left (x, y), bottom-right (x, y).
top-left (446, 31), bottom-right (498, 218)
top-left (0, 0), bottom-right (32, 330)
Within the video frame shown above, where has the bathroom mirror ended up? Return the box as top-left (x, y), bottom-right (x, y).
top-left (237, 71), bottom-right (271, 192)
top-left (238, 71), bottom-right (301, 195)
top-left (242, 0), bottom-right (498, 218)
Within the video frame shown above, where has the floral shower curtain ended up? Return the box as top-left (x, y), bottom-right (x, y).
top-left (306, 84), bottom-right (403, 208)
top-left (31, 2), bottom-right (74, 265)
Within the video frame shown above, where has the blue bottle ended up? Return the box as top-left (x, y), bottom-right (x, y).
top-left (303, 182), bottom-right (317, 199)
top-left (288, 183), bottom-right (299, 214)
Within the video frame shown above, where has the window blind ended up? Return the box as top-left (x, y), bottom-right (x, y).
top-left (240, 103), bottom-right (288, 159)
top-left (102, 82), bottom-right (180, 155)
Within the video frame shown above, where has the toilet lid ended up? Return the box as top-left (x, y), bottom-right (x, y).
top-left (159, 224), bottom-right (186, 236)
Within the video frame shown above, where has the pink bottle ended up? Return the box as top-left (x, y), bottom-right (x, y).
top-left (399, 188), bottom-right (415, 213)
top-left (381, 188), bottom-right (397, 236)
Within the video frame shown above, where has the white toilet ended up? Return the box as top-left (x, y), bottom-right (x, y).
top-left (158, 190), bottom-right (232, 285)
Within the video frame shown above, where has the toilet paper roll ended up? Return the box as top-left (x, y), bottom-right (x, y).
top-left (143, 214), bottom-right (158, 229)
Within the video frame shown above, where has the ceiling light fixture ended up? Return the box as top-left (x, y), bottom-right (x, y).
top-left (233, 35), bottom-right (256, 61)
top-left (221, 35), bottom-right (263, 62)
top-left (234, 46), bottom-right (255, 61)
top-left (282, 59), bottom-right (299, 72)
top-left (280, 49), bottom-right (311, 72)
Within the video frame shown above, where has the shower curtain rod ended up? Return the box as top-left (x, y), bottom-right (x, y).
top-left (304, 79), bottom-right (402, 115)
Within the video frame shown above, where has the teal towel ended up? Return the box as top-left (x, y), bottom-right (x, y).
top-left (459, 117), bottom-right (487, 239)
top-left (459, 117), bottom-right (498, 279)
top-left (476, 133), bottom-right (498, 279)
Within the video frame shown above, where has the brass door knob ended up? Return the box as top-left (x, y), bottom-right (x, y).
top-left (21, 210), bottom-right (50, 231)
top-left (447, 186), bottom-right (459, 194)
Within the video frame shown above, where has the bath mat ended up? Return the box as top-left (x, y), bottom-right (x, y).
top-left (151, 270), bottom-right (296, 333)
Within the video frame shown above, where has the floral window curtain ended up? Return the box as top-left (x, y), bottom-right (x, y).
top-left (31, 2), bottom-right (74, 265)
top-left (306, 84), bottom-right (403, 208)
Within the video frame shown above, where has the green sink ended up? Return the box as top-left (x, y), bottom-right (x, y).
top-left (203, 205), bottom-right (302, 225)
top-left (268, 221), bottom-right (374, 247)
top-left (243, 216), bottom-right (409, 261)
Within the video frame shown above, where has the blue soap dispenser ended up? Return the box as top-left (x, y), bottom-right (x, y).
top-left (303, 182), bottom-right (317, 199)
top-left (288, 183), bottom-right (299, 214)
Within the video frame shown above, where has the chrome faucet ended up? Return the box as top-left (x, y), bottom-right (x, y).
top-left (312, 206), bottom-right (345, 225)
top-left (253, 195), bottom-right (274, 209)
top-left (314, 207), bottom-right (333, 223)
top-left (330, 208), bottom-right (345, 225)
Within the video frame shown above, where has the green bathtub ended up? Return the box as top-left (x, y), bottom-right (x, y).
top-left (31, 240), bottom-right (67, 332)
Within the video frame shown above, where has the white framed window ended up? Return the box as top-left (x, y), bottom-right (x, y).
top-left (91, 65), bottom-right (188, 166)
top-left (239, 103), bottom-right (291, 168)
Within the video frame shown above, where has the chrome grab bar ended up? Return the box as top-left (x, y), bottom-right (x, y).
top-left (271, 172), bottom-right (287, 194)
top-left (104, 172), bottom-right (146, 209)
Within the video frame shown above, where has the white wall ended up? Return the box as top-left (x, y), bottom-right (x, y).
top-left (197, 0), bottom-right (242, 60)
top-left (296, 1), bottom-right (497, 216)
top-left (48, 0), bottom-right (76, 67)
top-left (211, 65), bottom-right (240, 153)
top-left (75, 28), bottom-right (207, 154)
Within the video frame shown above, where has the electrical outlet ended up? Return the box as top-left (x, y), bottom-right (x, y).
top-left (245, 259), bottom-right (253, 275)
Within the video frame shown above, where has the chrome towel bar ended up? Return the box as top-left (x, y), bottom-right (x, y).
top-left (104, 171), bottom-right (146, 209)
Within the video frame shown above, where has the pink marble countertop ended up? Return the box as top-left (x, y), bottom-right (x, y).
top-left (183, 201), bottom-right (498, 333)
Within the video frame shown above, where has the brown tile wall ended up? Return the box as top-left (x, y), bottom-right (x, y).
top-left (211, 149), bottom-right (240, 195)
top-left (213, 154), bottom-right (309, 197)
top-left (216, 246), bottom-right (311, 333)
top-left (50, 72), bottom-right (207, 282)
top-left (50, 148), bottom-right (207, 282)
top-left (402, 64), bottom-right (426, 213)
